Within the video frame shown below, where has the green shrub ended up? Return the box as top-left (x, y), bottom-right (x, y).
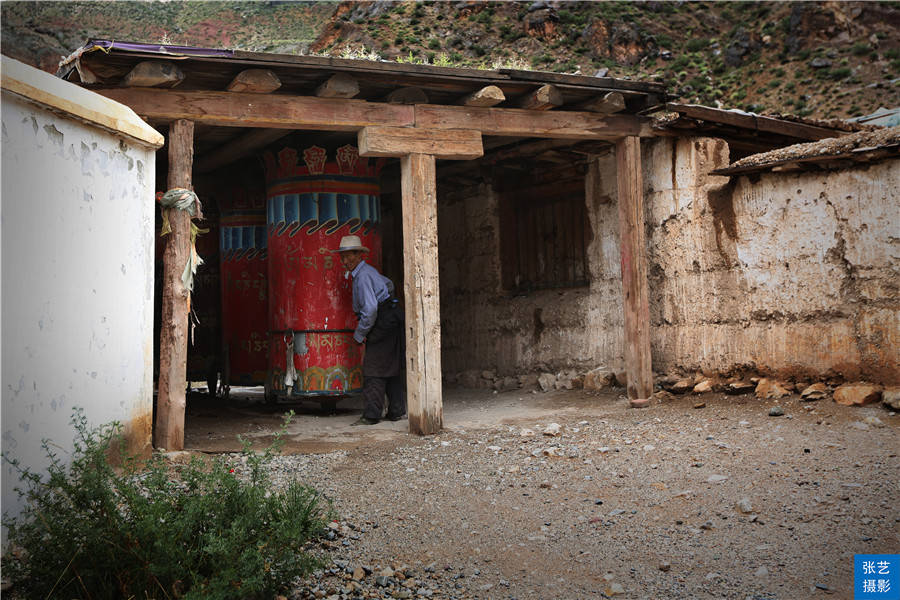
top-left (670, 54), bottom-right (691, 70)
top-left (851, 42), bottom-right (870, 56)
top-left (428, 38), bottom-right (441, 50)
top-left (829, 67), bottom-right (852, 80)
top-left (685, 38), bottom-right (708, 52)
top-left (2, 409), bottom-right (329, 600)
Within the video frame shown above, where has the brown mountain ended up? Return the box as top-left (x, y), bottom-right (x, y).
top-left (2, 0), bottom-right (898, 120)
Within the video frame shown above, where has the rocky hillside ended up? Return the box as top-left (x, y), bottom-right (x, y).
top-left (3, 1), bottom-right (898, 120)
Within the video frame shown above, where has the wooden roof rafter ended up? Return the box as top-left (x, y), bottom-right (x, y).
top-left (60, 39), bottom-right (669, 115)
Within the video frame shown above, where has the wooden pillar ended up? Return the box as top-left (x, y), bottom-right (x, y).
top-left (400, 153), bottom-right (443, 435)
top-left (615, 136), bottom-right (653, 407)
top-left (359, 126), bottom-right (482, 435)
top-left (156, 119), bottom-right (194, 449)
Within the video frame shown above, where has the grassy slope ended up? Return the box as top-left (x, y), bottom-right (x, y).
top-left (2, 0), bottom-right (897, 120)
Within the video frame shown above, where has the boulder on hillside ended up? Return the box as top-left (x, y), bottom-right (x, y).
top-left (525, 8), bottom-right (559, 40)
top-left (724, 27), bottom-right (761, 67)
top-left (609, 23), bottom-right (649, 66)
top-left (581, 20), bottom-right (611, 59)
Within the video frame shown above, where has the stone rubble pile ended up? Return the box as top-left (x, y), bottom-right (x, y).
top-left (447, 367), bottom-right (897, 411)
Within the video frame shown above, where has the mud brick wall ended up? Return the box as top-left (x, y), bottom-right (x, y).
top-left (647, 137), bottom-right (898, 383)
top-left (437, 137), bottom-right (899, 385)
top-left (437, 155), bottom-right (625, 378)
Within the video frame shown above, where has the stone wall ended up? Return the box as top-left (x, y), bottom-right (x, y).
top-left (437, 136), bottom-right (898, 386)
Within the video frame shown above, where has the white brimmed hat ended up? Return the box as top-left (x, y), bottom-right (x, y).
top-left (332, 235), bottom-right (369, 253)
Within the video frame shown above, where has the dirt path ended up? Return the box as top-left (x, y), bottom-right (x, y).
top-left (184, 387), bottom-right (899, 599)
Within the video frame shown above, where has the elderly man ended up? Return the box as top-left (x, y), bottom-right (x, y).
top-left (333, 235), bottom-right (406, 425)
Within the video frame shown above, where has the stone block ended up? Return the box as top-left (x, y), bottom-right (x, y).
top-left (834, 382), bottom-right (883, 406)
top-left (584, 367), bottom-right (615, 391)
top-left (755, 378), bottom-right (791, 399)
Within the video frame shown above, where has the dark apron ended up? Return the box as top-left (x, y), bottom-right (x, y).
top-left (362, 299), bottom-right (405, 377)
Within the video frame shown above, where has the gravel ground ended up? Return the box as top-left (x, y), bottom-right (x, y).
top-left (212, 388), bottom-right (898, 600)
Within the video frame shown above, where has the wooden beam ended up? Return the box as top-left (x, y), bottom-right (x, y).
top-left (95, 88), bottom-right (415, 130)
top-left (226, 69), bottom-right (281, 93)
top-left (666, 103), bottom-right (844, 141)
top-left (385, 86), bottom-right (429, 104)
top-left (615, 136), bottom-right (653, 407)
top-left (195, 128), bottom-right (292, 174)
top-left (401, 153), bottom-right (443, 435)
top-left (578, 91), bottom-right (626, 114)
top-left (414, 104), bottom-right (652, 139)
top-left (358, 126), bottom-right (483, 160)
top-left (123, 60), bottom-right (184, 88)
top-left (93, 88), bottom-right (652, 139)
top-left (156, 119), bottom-right (194, 450)
top-left (457, 85), bottom-right (505, 107)
top-left (516, 84), bottom-right (562, 110)
top-left (315, 72), bottom-right (359, 98)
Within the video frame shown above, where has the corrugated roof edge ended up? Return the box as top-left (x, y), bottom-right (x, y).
top-left (3, 55), bottom-right (164, 149)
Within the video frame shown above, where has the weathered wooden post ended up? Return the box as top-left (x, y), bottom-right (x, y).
top-left (616, 136), bottom-right (653, 407)
top-left (400, 153), bottom-right (443, 434)
top-left (358, 126), bottom-right (483, 434)
top-left (156, 119), bottom-right (194, 449)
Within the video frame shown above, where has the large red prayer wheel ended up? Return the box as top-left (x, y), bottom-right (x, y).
top-left (217, 176), bottom-right (268, 390)
top-left (219, 216), bottom-right (268, 387)
top-left (264, 144), bottom-right (382, 399)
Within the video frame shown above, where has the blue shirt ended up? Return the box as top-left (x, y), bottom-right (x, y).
top-left (350, 260), bottom-right (394, 343)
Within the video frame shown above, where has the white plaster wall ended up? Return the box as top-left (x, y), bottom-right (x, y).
top-left (1, 94), bottom-right (156, 525)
